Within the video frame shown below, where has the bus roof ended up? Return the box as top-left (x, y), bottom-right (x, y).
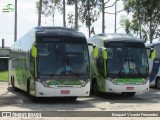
top-left (32, 26), bottom-right (86, 38)
top-left (93, 33), bottom-right (144, 43)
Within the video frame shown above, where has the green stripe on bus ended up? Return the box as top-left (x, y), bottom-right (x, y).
top-left (116, 78), bottom-right (144, 84)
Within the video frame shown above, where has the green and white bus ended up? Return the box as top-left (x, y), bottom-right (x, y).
top-left (88, 33), bottom-right (151, 96)
top-left (9, 26), bottom-right (90, 100)
top-left (146, 41), bottom-right (160, 89)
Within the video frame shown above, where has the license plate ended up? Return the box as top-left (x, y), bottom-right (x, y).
top-left (126, 87), bottom-right (134, 90)
top-left (61, 90), bottom-right (70, 94)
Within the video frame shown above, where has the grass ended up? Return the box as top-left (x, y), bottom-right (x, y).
top-left (0, 70), bottom-right (8, 82)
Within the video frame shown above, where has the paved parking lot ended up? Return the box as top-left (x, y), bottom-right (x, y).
top-left (0, 82), bottom-right (160, 120)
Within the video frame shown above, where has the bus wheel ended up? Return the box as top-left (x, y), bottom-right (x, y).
top-left (69, 97), bottom-right (77, 101)
top-left (122, 92), bottom-right (136, 96)
top-left (11, 78), bottom-right (18, 91)
top-left (27, 81), bottom-right (36, 100)
top-left (27, 81), bottom-right (30, 97)
top-left (93, 82), bottom-right (98, 95)
top-left (27, 81), bottom-right (33, 98)
top-left (156, 77), bottom-right (160, 89)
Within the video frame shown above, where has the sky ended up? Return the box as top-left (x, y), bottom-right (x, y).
top-left (0, 0), bottom-right (127, 47)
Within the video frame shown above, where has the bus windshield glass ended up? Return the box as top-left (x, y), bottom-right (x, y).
top-left (105, 43), bottom-right (149, 78)
top-left (37, 40), bottom-right (89, 76)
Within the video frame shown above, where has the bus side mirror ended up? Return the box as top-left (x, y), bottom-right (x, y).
top-left (151, 49), bottom-right (156, 60)
top-left (31, 45), bottom-right (37, 58)
top-left (102, 48), bottom-right (108, 60)
top-left (93, 46), bottom-right (98, 58)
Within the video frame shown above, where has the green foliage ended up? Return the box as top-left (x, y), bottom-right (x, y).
top-left (123, 0), bottom-right (160, 43)
top-left (124, 19), bottom-right (131, 34)
top-left (67, 12), bottom-right (74, 27)
top-left (78, 0), bottom-right (101, 36)
top-left (66, 0), bottom-right (101, 35)
top-left (78, 0), bottom-right (100, 27)
top-left (0, 71), bottom-right (8, 82)
top-left (36, 0), bottom-right (100, 34)
top-left (122, 17), bottom-right (148, 41)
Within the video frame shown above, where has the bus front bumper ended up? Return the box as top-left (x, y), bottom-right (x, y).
top-left (105, 80), bottom-right (149, 93)
top-left (34, 81), bottom-right (90, 97)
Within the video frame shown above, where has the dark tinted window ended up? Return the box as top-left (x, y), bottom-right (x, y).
top-left (105, 41), bottom-right (145, 48)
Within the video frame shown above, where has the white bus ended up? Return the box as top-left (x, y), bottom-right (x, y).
top-left (88, 33), bottom-right (151, 96)
top-left (146, 41), bottom-right (160, 89)
top-left (9, 26), bottom-right (91, 100)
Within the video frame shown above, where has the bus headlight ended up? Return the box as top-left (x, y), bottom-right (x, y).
top-left (80, 80), bottom-right (86, 87)
top-left (38, 79), bottom-right (52, 87)
top-left (43, 80), bottom-right (51, 87)
top-left (108, 78), bottom-right (117, 84)
top-left (80, 79), bottom-right (90, 87)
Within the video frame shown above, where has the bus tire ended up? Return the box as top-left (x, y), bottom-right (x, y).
top-left (11, 77), bottom-right (18, 91)
top-left (93, 81), bottom-right (99, 95)
top-left (27, 80), bottom-right (30, 97)
top-left (27, 80), bottom-right (36, 101)
top-left (156, 77), bottom-right (160, 89)
top-left (69, 97), bottom-right (77, 101)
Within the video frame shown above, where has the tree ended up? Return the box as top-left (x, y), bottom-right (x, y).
top-left (123, 0), bottom-right (160, 43)
top-left (38, 0), bottom-right (42, 26)
top-left (124, 19), bottom-right (131, 34)
top-left (122, 17), bottom-right (148, 41)
top-left (155, 29), bottom-right (160, 38)
top-left (66, 0), bottom-right (101, 36)
top-left (67, 12), bottom-right (75, 28)
top-left (63, 0), bottom-right (66, 27)
top-left (36, 0), bottom-right (62, 25)
top-left (100, 0), bottom-right (125, 33)
top-left (78, 0), bottom-right (101, 37)
top-left (63, 0), bottom-right (78, 30)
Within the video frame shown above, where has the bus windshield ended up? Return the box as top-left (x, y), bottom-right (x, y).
top-left (37, 42), bottom-right (89, 77)
top-left (106, 47), bottom-right (149, 78)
